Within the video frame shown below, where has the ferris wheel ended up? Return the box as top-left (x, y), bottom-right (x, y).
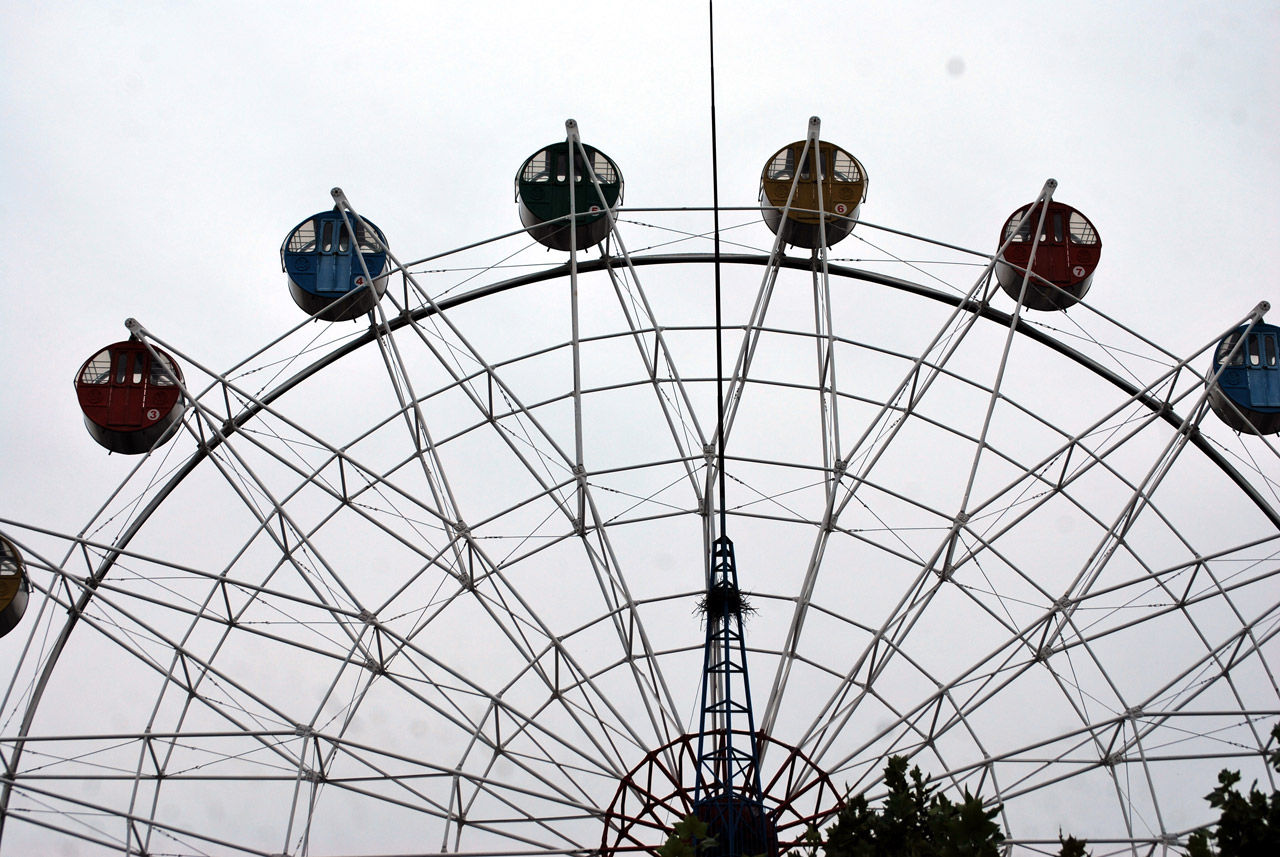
top-left (1, 117), bottom-right (1278, 857)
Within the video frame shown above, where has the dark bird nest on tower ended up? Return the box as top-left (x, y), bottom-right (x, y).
top-left (695, 583), bottom-right (757, 626)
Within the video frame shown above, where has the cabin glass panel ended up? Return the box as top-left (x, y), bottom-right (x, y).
top-left (0, 542), bottom-right (19, 576)
top-left (589, 152), bottom-right (617, 184)
top-left (1217, 332), bottom-right (1246, 366)
top-left (831, 150), bottom-right (861, 183)
top-left (354, 223), bottom-right (379, 252)
top-left (1069, 212), bottom-right (1098, 245)
top-left (150, 351), bottom-right (179, 386)
top-left (1005, 208), bottom-right (1033, 243)
top-left (522, 151), bottom-right (551, 183)
top-left (768, 149), bottom-right (797, 181)
top-left (80, 349), bottom-right (113, 385)
top-left (288, 220), bottom-right (317, 253)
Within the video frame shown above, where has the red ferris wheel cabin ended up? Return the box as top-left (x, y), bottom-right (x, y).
top-left (996, 201), bottom-right (1101, 311)
top-left (75, 340), bottom-right (185, 455)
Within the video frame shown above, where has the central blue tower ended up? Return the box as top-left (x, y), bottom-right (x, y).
top-left (692, 535), bottom-right (777, 857)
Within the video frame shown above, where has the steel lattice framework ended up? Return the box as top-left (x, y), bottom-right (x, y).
top-left (1, 172), bottom-right (1278, 857)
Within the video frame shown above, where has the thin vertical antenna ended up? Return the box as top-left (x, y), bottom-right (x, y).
top-left (709, 0), bottom-right (726, 539)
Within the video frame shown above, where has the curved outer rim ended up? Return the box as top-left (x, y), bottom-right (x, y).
top-left (4, 251), bottom-right (1275, 841)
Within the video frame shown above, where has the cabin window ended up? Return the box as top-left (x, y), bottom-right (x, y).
top-left (114, 353), bottom-right (129, 385)
top-left (1051, 212), bottom-right (1064, 244)
top-left (288, 220), bottom-right (318, 253)
top-left (1069, 212), bottom-right (1099, 245)
top-left (768, 148), bottom-right (796, 181)
top-left (1218, 332), bottom-right (1246, 366)
top-left (831, 150), bottom-right (861, 183)
top-left (150, 352), bottom-right (178, 386)
top-left (320, 221), bottom-right (335, 253)
top-left (337, 224), bottom-right (351, 253)
top-left (131, 355), bottom-right (144, 385)
top-left (1005, 208), bottom-right (1033, 243)
top-left (1267, 335), bottom-right (1278, 367)
top-left (522, 150), bottom-right (551, 183)
top-left (589, 151), bottom-right (617, 184)
top-left (354, 223), bottom-right (381, 253)
top-left (80, 350), bottom-right (113, 385)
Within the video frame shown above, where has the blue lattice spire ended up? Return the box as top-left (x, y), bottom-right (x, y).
top-left (692, 535), bottom-right (776, 857)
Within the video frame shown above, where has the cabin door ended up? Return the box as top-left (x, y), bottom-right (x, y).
top-left (315, 220), bottom-right (349, 294)
top-left (1248, 333), bottom-right (1280, 408)
top-left (107, 350), bottom-right (145, 428)
top-left (1041, 210), bottom-right (1068, 282)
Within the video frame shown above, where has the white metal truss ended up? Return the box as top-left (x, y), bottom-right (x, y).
top-left (1, 188), bottom-right (1277, 857)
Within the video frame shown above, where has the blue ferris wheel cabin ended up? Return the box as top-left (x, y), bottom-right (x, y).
top-left (281, 209), bottom-right (389, 322)
top-left (1209, 322), bottom-right (1280, 435)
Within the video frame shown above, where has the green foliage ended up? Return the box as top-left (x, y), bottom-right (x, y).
top-left (1185, 724), bottom-right (1280, 857)
top-left (659, 813), bottom-right (718, 857)
top-left (1056, 833), bottom-right (1089, 857)
top-left (819, 756), bottom-right (1004, 857)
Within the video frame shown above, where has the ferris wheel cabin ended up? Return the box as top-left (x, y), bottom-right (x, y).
top-left (995, 201), bottom-right (1101, 311)
top-left (75, 340), bottom-right (185, 455)
top-left (516, 141), bottom-right (623, 251)
top-left (1208, 322), bottom-right (1280, 435)
top-left (281, 209), bottom-right (389, 321)
top-left (0, 535), bottom-right (29, 639)
top-left (759, 139), bottom-right (867, 250)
